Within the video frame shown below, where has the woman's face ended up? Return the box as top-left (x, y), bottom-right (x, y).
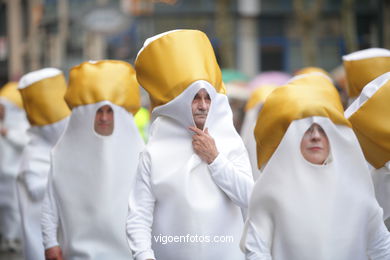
top-left (300, 123), bottom-right (330, 165)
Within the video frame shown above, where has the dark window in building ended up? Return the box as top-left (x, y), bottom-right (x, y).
top-left (261, 45), bottom-right (284, 71)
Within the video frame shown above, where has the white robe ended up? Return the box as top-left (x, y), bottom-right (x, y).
top-left (17, 118), bottom-right (68, 260)
top-left (0, 99), bottom-right (29, 240)
top-left (371, 164), bottom-right (390, 221)
top-left (41, 101), bottom-right (144, 260)
top-left (241, 117), bottom-right (390, 260)
top-left (127, 81), bottom-right (254, 260)
top-left (240, 104), bottom-right (263, 180)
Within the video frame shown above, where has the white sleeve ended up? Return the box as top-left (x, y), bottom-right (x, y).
top-left (367, 211), bottom-right (390, 260)
top-left (371, 166), bottom-right (390, 221)
top-left (126, 152), bottom-right (156, 260)
top-left (6, 128), bottom-right (29, 148)
top-left (20, 170), bottom-right (47, 202)
top-left (244, 221), bottom-right (272, 260)
top-left (208, 150), bottom-right (254, 209)
top-left (41, 171), bottom-right (60, 249)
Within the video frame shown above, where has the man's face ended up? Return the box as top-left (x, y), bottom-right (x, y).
top-left (300, 123), bottom-right (330, 165)
top-left (0, 104), bottom-right (4, 121)
top-left (94, 105), bottom-right (114, 136)
top-left (192, 89), bottom-right (211, 129)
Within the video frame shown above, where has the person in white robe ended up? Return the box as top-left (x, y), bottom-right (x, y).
top-left (345, 72), bottom-right (390, 222)
top-left (17, 68), bottom-right (70, 260)
top-left (126, 29), bottom-right (254, 260)
top-left (343, 48), bottom-right (390, 225)
top-left (241, 73), bottom-right (390, 260)
top-left (41, 60), bottom-right (144, 260)
top-left (240, 85), bottom-right (278, 180)
top-left (0, 82), bottom-right (29, 252)
top-left (342, 48), bottom-right (390, 105)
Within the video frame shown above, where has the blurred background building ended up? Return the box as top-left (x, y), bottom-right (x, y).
top-left (0, 0), bottom-right (389, 87)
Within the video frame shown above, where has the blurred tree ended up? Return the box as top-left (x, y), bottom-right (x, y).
top-left (54, 0), bottom-right (69, 68)
top-left (342, 0), bottom-right (358, 53)
top-left (293, 0), bottom-right (324, 67)
top-left (215, 0), bottom-right (234, 68)
top-left (7, 0), bottom-right (23, 80)
top-left (27, 0), bottom-right (43, 70)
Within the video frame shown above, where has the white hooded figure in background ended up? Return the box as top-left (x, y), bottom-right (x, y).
top-left (0, 82), bottom-right (29, 251)
top-left (241, 73), bottom-right (390, 260)
top-left (126, 30), bottom-right (254, 260)
top-left (345, 72), bottom-right (390, 222)
top-left (240, 85), bottom-right (278, 180)
top-left (41, 60), bottom-right (144, 260)
top-left (17, 68), bottom-right (70, 260)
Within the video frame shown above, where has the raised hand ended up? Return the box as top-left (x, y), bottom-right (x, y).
top-left (189, 126), bottom-right (219, 164)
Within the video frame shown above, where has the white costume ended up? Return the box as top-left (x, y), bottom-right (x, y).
top-left (241, 73), bottom-right (390, 260)
top-left (127, 30), bottom-right (253, 260)
top-left (0, 82), bottom-right (29, 248)
top-left (17, 68), bottom-right (70, 260)
top-left (240, 85), bottom-right (278, 180)
top-left (345, 72), bottom-right (390, 221)
top-left (41, 60), bottom-right (144, 260)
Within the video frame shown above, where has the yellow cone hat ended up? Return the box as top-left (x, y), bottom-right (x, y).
top-left (0, 82), bottom-right (23, 109)
top-left (245, 85), bottom-right (278, 111)
top-left (343, 48), bottom-right (390, 97)
top-left (255, 73), bottom-right (350, 169)
top-left (346, 72), bottom-right (390, 169)
top-left (135, 30), bottom-right (226, 110)
top-left (65, 60), bottom-right (140, 115)
top-left (294, 66), bottom-right (331, 78)
top-left (19, 68), bottom-right (70, 126)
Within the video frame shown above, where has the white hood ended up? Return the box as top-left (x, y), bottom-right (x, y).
top-left (52, 100), bottom-right (144, 260)
top-left (146, 80), bottom-right (247, 259)
top-left (241, 116), bottom-right (381, 260)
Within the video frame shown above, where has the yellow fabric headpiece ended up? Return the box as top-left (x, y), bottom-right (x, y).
top-left (294, 67), bottom-right (330, 78)
top-left (254, 74), bottom-right (350, 169)
top-left (19, 71), bottom-right (70, 126)
top-left (343, 48), bottom-right (390, 97)
top-left (245, 85), bottom-right (278, 111)
top-left (0, 82), bottom-right (23, 109)
top-left (135, 30), bottom-right (225, 110)
top-left (348, 78), bottom-right (390, 169)
top-left (65, 60), bottom-right (140, 115)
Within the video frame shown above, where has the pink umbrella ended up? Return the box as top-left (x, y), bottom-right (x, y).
top-left (248, 71), bottom-right (292, 89)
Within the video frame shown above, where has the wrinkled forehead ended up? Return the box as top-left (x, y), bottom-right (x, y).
top-left (96, 104), bottom-right (113, 111)
top-left (193, 88), bottom-right (211, 99)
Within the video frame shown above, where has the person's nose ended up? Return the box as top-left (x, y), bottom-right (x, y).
top-left (198, 98), bottom-right (207, 110)
top-left (311, 128), bottom-right (321, 141)
top-left (101, 112), bottom-right (109, 121)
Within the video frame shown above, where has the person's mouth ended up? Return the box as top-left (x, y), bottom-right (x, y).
top-left (195, 113), bottom-right (207, 117)
top-left (309, 146), bottom-right (322, 151)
